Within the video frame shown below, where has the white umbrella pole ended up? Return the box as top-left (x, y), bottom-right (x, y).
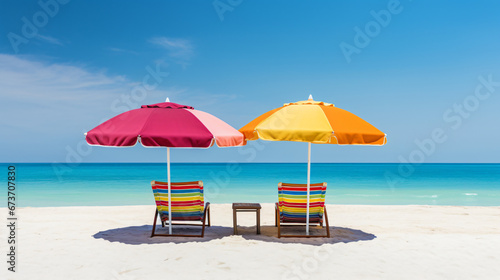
top-left (167, 147), bottom-right (172, 235)
top-left (306, 142), bottom-right (311, 235)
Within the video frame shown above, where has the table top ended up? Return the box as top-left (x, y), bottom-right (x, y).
top-left (232, 203), bottom-right (261, 209)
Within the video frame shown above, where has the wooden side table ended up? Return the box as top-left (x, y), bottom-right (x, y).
top-left (232, 203), bottom-right (261, 235)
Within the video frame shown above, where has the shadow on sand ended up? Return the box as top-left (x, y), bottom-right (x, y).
top-left (93, 224), bottom-right (376, 246)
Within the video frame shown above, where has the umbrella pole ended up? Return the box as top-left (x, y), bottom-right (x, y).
top-left (167, 147), bottom-right (172, 235)
top-left (306, 142), bottom-right (311, 235)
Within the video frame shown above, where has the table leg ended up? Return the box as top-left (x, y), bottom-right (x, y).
top-left (233, 209), bottom-right (237, 235)
top-left (257, 209), bottom-right (261, 234)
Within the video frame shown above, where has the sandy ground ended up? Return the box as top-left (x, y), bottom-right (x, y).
top-left (1, 204), bottom-right (499, 280)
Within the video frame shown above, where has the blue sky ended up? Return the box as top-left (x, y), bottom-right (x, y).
top-left (1, 0), bottom-right (499, 163)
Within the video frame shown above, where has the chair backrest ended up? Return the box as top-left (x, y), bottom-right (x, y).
top-left (151, 181), bottom-right (204, 221)
top-left (278, 182), bottom-right (327, 223)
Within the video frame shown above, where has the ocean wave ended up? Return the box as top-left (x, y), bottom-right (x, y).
top-left (463, 193), bottom-right (478, 196)
top-left (415, 195), bottom-right (438, 198)
top-left (343, 194), bottom-right (382, 197)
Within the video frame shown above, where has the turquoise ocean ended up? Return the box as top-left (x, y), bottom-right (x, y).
top-left (1, 163), bottom-right (499, 207)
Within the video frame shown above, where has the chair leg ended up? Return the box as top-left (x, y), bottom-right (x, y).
top-left (276, 203), bottom-right (281, 238)
top-left (276, 206), bottom-right (331, 238)
top-left (274, 206), bottom-right (278, 227)
top-left (151, 203), bottom-right (211, 238)
top-left (277, 217), bottom-right (281, 238)
top-left (200, 203), bottom-right (211, 237)
top-left (151, 209), bottom-right (159, 237)
top-left (257, 209), bottom-right (261, 234)
top-left (201, 213), bottom-right (206, 238)
top-left (207, 205), bottom-right (211, 227)
top-left (324, 206), bottom-right (330, 238)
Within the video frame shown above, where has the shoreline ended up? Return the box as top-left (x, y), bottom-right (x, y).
top-left (14, 203), bottom-right (500, 209)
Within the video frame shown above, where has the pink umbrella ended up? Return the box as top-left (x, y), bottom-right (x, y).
top-left (85, 99), bottom-right (245, 234)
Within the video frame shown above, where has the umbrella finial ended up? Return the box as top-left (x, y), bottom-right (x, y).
top-left (308, 94), bottom-right (313, 100)
top-left (166, 97), bottom-right (170, 102)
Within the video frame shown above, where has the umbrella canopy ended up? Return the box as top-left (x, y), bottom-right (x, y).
top-left (86, 101), bottom-right (245, 148)
top-left (86, 100), bottom-right (245, 234)
top-left (240, 95), bottom-right (386, 145)
top-left (239, 95), bottom-right (386, 235)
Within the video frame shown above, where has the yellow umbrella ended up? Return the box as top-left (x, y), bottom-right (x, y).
top-left (240, 95), bottom-right (387, 234)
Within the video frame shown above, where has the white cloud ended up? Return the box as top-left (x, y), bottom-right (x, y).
top-left (36, 34), bottom-right (64, 46)
top-left (149, 37), bottom-right (194, 62)
top-left (0, 54), bottom-right (126, 103)
top-left (0, 54), bottom-right (232, 162)
top-left (107, 47), bottom-right (139, 55)
top-left (0, 54), bottom-right (175, 137)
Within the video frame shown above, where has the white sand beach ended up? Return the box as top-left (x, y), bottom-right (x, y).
top-left (2, 204), bottom-right (500, 280)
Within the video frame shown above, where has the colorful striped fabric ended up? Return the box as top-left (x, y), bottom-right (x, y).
top-left (152, 181), bottom-right (205, 221)
top-left (278, 182), bottom-right (327, 223)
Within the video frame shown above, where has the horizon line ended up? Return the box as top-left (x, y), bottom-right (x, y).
top-left (2, 162), bottom-right (500, 165)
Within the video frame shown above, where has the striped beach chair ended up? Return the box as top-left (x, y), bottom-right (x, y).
top-left (275, 182), bottom-right (330, 238)
top-left (151, 180), bottom-right (210, 237)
